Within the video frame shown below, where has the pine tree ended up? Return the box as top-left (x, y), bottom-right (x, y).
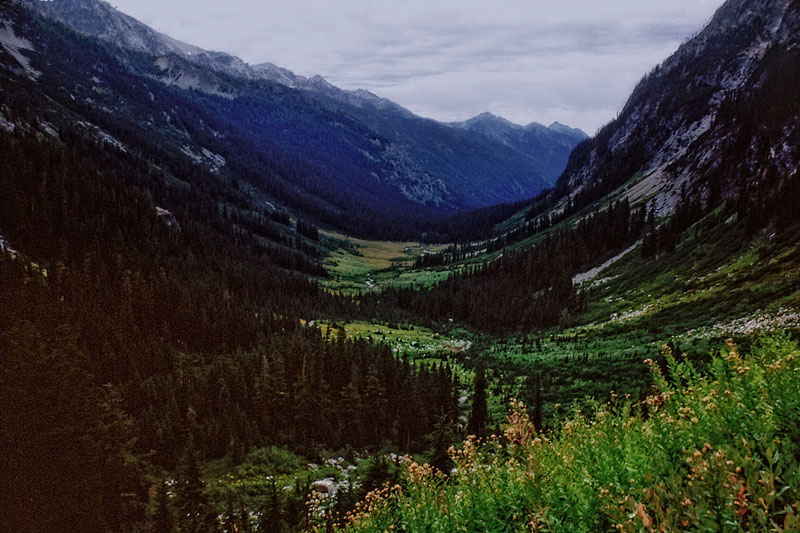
top-left (467, 366), bottom-right (488, 438)
top-left (151, 480), bottom-right (175, 533)
top-left (238, 501), bottom-right (252, 533)
top-left (427, 413), bottom-right (455, 474)
top-left (223, 494), bottom-right (237, 533)
top-left (257, 478), bottom-right (283, 533)
top-left (362, 363), bottom-right (387, 444)
top-left (174, 440), bottom-right (218, 532)
top-left (340, 364), bottom-right (364, 447)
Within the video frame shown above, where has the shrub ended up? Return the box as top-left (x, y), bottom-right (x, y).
top-left (343, 334), bottom-right (800, 532)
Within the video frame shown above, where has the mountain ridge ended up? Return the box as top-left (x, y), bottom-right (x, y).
top-left (547, 0), bottom-right (799, 218)
top-left (22, 0), bottom-right (584, 195)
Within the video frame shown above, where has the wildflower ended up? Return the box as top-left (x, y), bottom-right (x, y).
top-left (734, 483), bottom-right (748, 517)
top-left (635, 502), bottom-right (652, 528)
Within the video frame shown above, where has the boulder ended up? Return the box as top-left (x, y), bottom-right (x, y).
top-left (312, 478), bottom-right (338, 497)
top-left (155, 206), bottom-right (181, 232)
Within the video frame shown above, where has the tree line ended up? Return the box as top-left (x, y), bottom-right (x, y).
top-left (374, 199), bottom-right (644, 333)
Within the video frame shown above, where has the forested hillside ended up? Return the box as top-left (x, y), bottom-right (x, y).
top-left (0, 92), bottom-right (458, 533)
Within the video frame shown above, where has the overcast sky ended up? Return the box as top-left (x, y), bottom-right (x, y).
top-left (110, 0), bottom-right (721, 134)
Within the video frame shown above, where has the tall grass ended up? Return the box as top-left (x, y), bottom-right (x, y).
top-left (340, 335), bottom-right (800, 532)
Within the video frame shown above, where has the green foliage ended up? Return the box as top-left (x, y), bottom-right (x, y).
top-left (3, 6), bottom-right (799, 533)
top-left (210, 446), bottom-right (306, 483)
top-left (0, 66), bottom-right (459, 531)
top-left (344, 335), bottom-right (800, 532)
top-left (583, 212), bottom-right (800, 337)
top-left (427, 414), bottom-right (457, 475)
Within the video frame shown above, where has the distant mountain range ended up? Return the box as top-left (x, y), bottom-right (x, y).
top-left (451, 113), bottom-right (587, 187)
top-left (3, 0), bottom-right (586, 238)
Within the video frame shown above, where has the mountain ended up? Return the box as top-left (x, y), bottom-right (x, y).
top-left (25, 0), bottom-right (204, 56)
top-left (545, 0), bottom-right (799, 219)
top-left (397, 0), bottom-right (799, 335)
top-left (451, 112), bottom-right (588, 185)
top-left (15, 0), bottom-right (586, 232)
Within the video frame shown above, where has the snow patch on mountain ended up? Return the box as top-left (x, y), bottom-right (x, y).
top-left (0, 18), bottom-right (40, 78)
top-left (572, 241), bottom-right (640, 286)
top-left (180, 144), bottom-right (226, 173)
top-left (78, 121), bottom-right (127, 152)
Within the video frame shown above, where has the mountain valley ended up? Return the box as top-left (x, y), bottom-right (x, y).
top-left (1, 0), bottom-right (799, 531)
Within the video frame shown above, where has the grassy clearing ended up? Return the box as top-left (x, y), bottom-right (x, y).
top-left (319, 230), bottom-right (449, 293)
top-left (204, 446), bottom-right (314, 500)
top-left (463, 325), bottom-right (669, 428)
top-left (316, 320), bottom-right (471, 357)
top-left (341, 334), bottom-right (800, 532)
top-left (314, 320), bottom-right (474, 381)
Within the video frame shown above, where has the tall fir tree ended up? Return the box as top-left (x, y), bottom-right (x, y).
top-left (467, 366), bottom-right (488, 438)
top-left (427, 413), bottom-right (455, 474)
top-left (174, 440), bottom-right (218, 532)
top-left (151, 480), bottom-right (175, 533)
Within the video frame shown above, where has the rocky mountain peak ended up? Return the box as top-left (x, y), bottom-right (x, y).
top-left (25, 0), bottom-right (203, 56)
top-left (554, 0), bottom-right (798, 216)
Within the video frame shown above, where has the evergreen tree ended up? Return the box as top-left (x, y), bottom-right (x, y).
top-left (174, 441), bottom-right (218, 532)
top-left (361, 454), bottom-right (398, 495)
top-left (1, 321), bottom-right (148, 531)
top-left (467, 366), bottom-right (488, 438)
top-left (340, 365), bottom-right (364, 447)
top-left (257, 478), bottom-right (283, 533)
top-left (427, 414), bottom-right (455, 474)
top-left (151, 480), bottom-right (175, 533)
top-left (239, 503), bottom-right (252, 533)
top-left (223, 494), bottom-right (237, 533)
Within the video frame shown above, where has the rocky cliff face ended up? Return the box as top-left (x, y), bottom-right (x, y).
top-left (555, 0), bottom-right (799, 216)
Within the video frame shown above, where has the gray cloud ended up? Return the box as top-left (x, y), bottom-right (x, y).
top-left (111, 0), bottom-right (721, 133)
